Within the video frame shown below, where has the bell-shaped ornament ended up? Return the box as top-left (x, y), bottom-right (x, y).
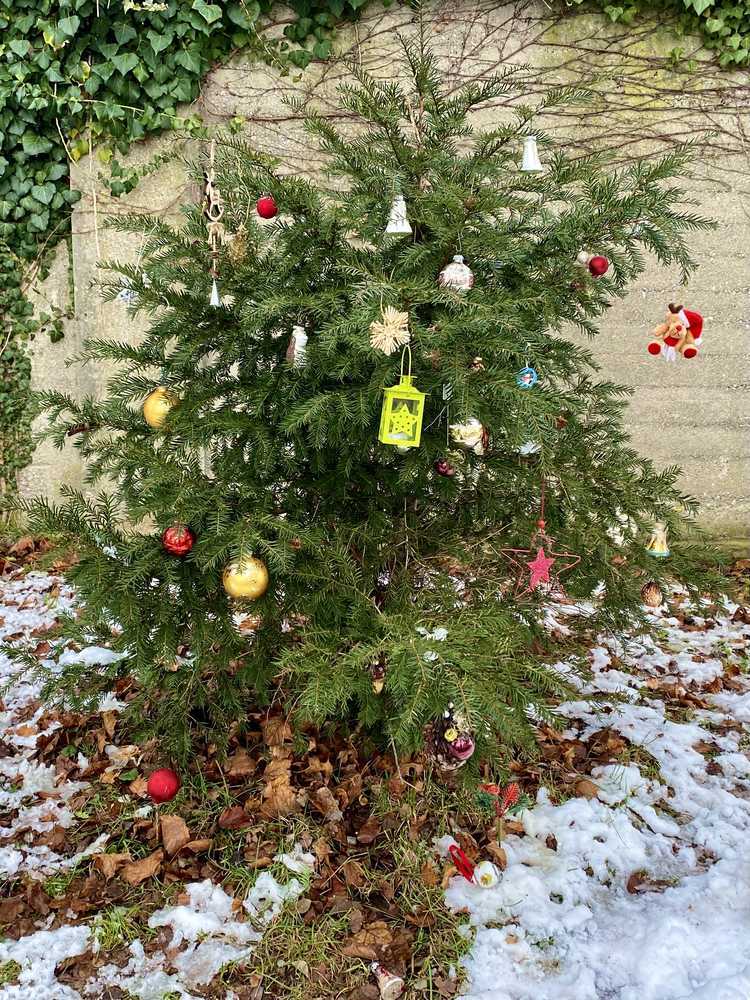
top-left (438, 254), bottom-right (474, 292)
top-left (210, 278), bottom-right (221, 308)
top-left (521, 135), bottom-right (543, 172)
top-left (385, 194), bottom-right (412, 236)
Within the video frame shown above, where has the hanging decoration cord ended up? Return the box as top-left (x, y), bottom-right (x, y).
top-left (203, 139), bottom-right (226, 302)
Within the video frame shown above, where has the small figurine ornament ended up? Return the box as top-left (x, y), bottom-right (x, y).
top-left (521, 135), bottom-right (543, 172)
top-left (384, 194), bottom-right (412, 236)
top-left (370, 963), bottom-right (405, 1000)
top-left (450, 418), bottom-right (488, 455)
top-left (285, 325), bottom-right (308, 367)
top-left (428, 702), bottom-right (475, 770)
top-left (438, 254), bottom-right (474, 291)
top-left (646, 522), bottom-right (670, 558)
top-left (647, 303), bottom-right (703, 361)
top-left (516, 366), bottom-right (538, 389)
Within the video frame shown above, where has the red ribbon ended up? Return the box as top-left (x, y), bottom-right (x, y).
top-left (448, 844), bottom-right (476, 882)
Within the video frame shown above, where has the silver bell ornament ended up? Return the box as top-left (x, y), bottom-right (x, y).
top-left (438, 254), bottom-right (474, 292)
top-left (521, 135), bottom-right (543, 172)
top-left (385, 194), bottom-right (412, 236)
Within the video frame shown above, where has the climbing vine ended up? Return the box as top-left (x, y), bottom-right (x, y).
top-left (0, 0), bottom-right (747, 500)
top-left (0, 0), bottom-right (364, 501)
top-left (578, 0), bottom-right (750, 67)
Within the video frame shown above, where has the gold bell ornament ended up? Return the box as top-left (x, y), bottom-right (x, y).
top-left (521, 135), bottom-right (543, 172)
top-left (645, 522), bottom-right (670, 559)
top-left (378, 346), bottom-right (426, 450)
top-left (384, 193), bottom-right (412, 236)
top-left (222, 556), bottom-right (270, 600)
top-left (143, 388), bottom-right (177, 429)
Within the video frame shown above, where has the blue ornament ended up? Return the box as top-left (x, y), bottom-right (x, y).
top-left (516, 366), bottom-right (538, 389)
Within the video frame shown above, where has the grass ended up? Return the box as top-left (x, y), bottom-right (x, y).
top-left (0, 961), bottom-right (20, 987)
top-left (92, 905), bottom-right (149, 952)
top-left (43, 865), bottom-right (82, 899)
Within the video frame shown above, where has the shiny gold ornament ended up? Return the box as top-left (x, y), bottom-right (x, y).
top-left (641, 581), bottom-right (663, 608)
top-left (227, 226), bottom-right (247, 263)
top-left (143, 388), bottom-right (177, 429)
top-left (222, 557), bottom-right (269, 600)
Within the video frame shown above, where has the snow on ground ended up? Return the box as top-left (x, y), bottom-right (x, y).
top-left (1, 570), bottom-right (749, 999)
top-left (447, 600), bottom-right (750, 1000)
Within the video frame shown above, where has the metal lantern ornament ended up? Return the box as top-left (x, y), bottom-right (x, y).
top-left (378, 347), bottom-right (426, 450)
top-left (521, 135), bottom-right (543, 172)
top-left (385, 194), bottom-right (412, 236)
top-left (438, 254), bottom-right (474, 291)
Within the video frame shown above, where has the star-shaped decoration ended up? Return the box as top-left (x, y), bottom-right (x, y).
top-left (369, 306), bottom-right (410, 355)
top-left (389, 403), bottom-right (418, 437)
top-left (527, 546), bottom-right (555, 590)
top-left (501, 519), bottom-right (580, 598)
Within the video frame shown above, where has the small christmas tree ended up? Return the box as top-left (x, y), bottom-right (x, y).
top-left (19, 40), bottom-right (713, 764)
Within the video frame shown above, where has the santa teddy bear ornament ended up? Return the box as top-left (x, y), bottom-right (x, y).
top-left (647, 303), bottom-right (703, 361)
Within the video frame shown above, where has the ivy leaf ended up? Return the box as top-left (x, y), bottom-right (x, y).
top-left (57, 15), bottom-right (80, 37)
top-left (691, 0), bottom-right (714, 13)
top-left (9, 39), bottom-right (32, 58)
top-left (114, 23), bottom-right (138, 45)
top-left (175, 48), bottom-right (203, 74)
top-left (147, 29), bottom-right (173, 54)
top-left (111, 52), bottom-right (139, 76)
top-left (31, 183), bottom-right (56, 205)
top-left (227, 1), bottom-right (259, 25)
top-left (192, 0), bottom-right (222, 23)
top-left (22, 134), bottom-right (54, 156)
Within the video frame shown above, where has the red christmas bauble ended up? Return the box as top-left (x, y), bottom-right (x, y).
top-left (434, 458), bottom-right (456, 478)
top-left (256, 194), bottom-right (278, 219)
top-left (588, 255), bottom-right (609, 277)
top-left (147, 768), bottom-right (181, 804)
top-left (161, 524), bottom-right (195, 557)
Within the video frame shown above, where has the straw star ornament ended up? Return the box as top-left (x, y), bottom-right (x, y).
top-left (369, 305), bottom-right (410, 355)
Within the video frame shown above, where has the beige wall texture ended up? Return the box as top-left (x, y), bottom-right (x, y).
top-left (21, 0), bottom-right (750, 548)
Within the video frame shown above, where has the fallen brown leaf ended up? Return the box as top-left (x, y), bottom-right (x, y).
top-left (356, 816), bottom-right (381, 845)
top-left (218, 805), bottom-right (251, 830)
top-left (93, 852), bottom-right (132, 879)
top-left (575, 778), bottom-right (600, 800)
top-left (486, 842), bottom-right (507, 869)
top-left (160, 814), bottom-right (191, 855)
top-left (341, 919), bottom-right (393, 960)
top-left (312, 786), bottom-right (344, 823)
top-left (121, 850), bottom-right (164, 885)
top-left (261, 716), bottom-right (292, 747)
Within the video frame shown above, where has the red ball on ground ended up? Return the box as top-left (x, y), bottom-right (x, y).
top-left (147, 768), bottom-right (181, 803)
top-left (588, 255), bottom-right (609, 277)
top-left (647, 341), bottom-right (662, 356)
top-left (161, 524), bottom-right (195, 557)
top-left (682, 346), bottom-right (697, 359)
top-left (256, 194), bottom-right (278, 219)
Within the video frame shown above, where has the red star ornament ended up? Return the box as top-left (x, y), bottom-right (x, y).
top-left (501, 519), bottom-right (580, 598)
top-left (527, 546), bottom-right (556, 590)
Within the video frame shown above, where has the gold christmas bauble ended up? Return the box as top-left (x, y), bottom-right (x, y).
top-left (222, 557), bottom-right (269, 600)
top-left (143, 388), bottom-right (176, 429)
top-left (641, 581), bottom-right (663, 608)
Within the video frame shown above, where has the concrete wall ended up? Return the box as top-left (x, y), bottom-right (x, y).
top-left (21, 0), bottom-right (750, 548)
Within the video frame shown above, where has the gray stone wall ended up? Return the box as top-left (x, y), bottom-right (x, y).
top-left (20, 0), bottom-right (750, 548)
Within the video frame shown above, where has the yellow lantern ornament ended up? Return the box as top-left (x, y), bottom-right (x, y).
top-left (143, 388), bottom-right (177, 429)
top-left (378, 347), bottom-right (426, 450)
top-left (222, 556), bottom-right (269, 600)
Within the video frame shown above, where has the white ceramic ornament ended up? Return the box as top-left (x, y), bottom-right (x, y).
top-left (450, 418), bottom-right (486, 455)
top-left (521, 135), bottom-right (543, 172)
top-left (474, 860), bottom-right (500, 888)
top-left (438, 254), bottom-right (474, 291)
top-left (385, 194), bottom-right (412, 236)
